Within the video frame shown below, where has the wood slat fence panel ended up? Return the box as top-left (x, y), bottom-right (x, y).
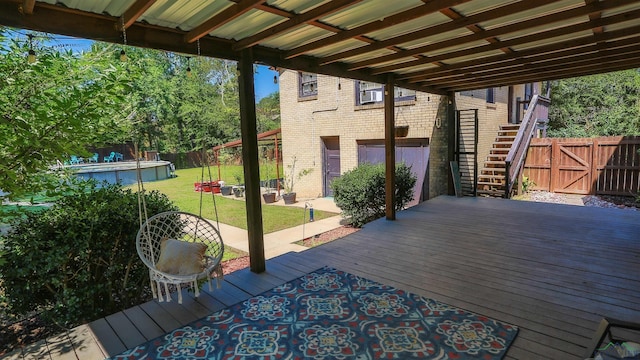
top-left (524, 136), bottom-right (640, 196)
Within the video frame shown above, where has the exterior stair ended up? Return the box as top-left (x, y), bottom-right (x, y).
top-left (477, 124), bottom-right (520, 197)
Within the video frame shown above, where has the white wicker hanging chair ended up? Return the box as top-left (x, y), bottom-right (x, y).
top-left (136, 211), bottom-right (224, 304)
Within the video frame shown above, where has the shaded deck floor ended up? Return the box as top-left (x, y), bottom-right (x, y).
top-left (5, 195), bottom-right (640, 359)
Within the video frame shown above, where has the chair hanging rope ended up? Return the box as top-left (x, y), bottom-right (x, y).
top-left (134, 142), bottom-right (224, 304)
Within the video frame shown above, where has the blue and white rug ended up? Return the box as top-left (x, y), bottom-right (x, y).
top-left (111, 267), bottom-right (518, 359)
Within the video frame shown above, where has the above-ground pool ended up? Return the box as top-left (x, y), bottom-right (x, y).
top-left (70, 161), bottom-right (172, 185)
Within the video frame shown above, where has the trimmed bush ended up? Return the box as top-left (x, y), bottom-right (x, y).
top-left (0, 183), bottom-right (177, 327)
top-left (331, 163), bottom-right (417, 227)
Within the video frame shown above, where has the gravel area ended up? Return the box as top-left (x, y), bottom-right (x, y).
top-left (525, 191), bottom-right (639, 211)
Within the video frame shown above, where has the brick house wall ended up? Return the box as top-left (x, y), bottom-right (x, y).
top-left (279, 70), bottom-right (529, 200)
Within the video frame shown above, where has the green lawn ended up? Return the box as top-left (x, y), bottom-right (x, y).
top-left (128, 167), bottom-right (336, 234)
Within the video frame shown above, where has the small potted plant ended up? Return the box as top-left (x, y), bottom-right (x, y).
top-left (282, 156), bottom-right (312, 205)
top-left (233, 173), bottom-right (244, 198)
top-left (220, 182), bottom-right (233, 196)
top-left (260, 164), bottom-right (276, 203)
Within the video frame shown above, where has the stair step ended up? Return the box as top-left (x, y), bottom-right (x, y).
top-left (477, 189), bottom-right (506, 198)
top-left (478, 174), bottom-right (505, 180)
top-left (484, 160), bottom-right (506, 165)
top-left (480, 167), bottom-right (505, 173)
top-left (478, 181), bottom-right (504, 187)
top-left (492, 143), bottom-right (513, 148)
top-left (487, 155), bottom-right (506, 161)
top-left (495, 136), bottom-right (515, 141)
top-left (490, 148), bottom-right (510, 153)
top-left (500, 125), bottom-right (521, 130)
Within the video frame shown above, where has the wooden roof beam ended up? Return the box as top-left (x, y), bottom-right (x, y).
top-left (443, 56), bottom-right (640, 92)
top-left (400, 27), bottom-right (640, 81)
top-left (184, 0), bottom-right (264, 43)
top-left (368, 6), bottom-right (640, 75)
top-left (320, 0), bottom-right (559, 65)
top-left (120, 0), bottom-right (157, 30)
top-left (430, 47), bottom-right (640, 87)
top-left (284, 0), bottom-right (472, 60)
top-left (318, 0), bottom-right (558, 66)
top-left (351, 0), bottom-right (629, 71)
top-left (233, 0), bottom-right (360, 51)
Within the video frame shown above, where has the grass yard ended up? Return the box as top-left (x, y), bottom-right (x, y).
top-left (127, 166), bottom-right (336, 234)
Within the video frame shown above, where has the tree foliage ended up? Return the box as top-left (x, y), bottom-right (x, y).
top-left (0, 28), bottom-right (279, 199)
top-left (0, 30), bottom-right (130, 199)
top-left (331, 163), bottom-right (416, 227)
top-left (548, 70), bottom-right (640, 137)
top-left (0, 182), bottom-right (177, 327)
top-left (256, 91), bottom-right (280, 134)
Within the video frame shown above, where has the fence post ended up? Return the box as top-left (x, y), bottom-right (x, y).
top-left (550, 138), bottom-right (559, 193)
top-left (591, 139), bottom-right (599, 195)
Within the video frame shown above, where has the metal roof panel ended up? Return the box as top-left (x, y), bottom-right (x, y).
top-left (366, 13), bottom-right (452, 41)
top-left (321, 0), bottom-right (424, 30)
top-left (261, 25), bottom-right (334, 51)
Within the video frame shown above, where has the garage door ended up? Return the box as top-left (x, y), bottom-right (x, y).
top-left (357, 138), bottom-right (430, 207)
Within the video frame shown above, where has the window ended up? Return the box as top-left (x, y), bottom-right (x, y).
top-left (356, 81), bottom-right (416, 105)
top-left (299, 72), bottom-right (317, 98)
top-left (358, 81), bottom-right (383, 104)
top-left (486, 88), bottom-right (495, 104)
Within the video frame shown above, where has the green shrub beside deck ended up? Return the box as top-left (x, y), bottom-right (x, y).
top-left (0, 183), bottom-right (177, 327)
top-left (331, 163), bottom-right (416, 227)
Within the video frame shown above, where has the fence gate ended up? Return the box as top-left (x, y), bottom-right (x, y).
top-left (553, 141), bottom-right (592, 194)
top-left (455, 109), bottom-right (478, 196)
top-left (524, 136), bottom-right (640, 196)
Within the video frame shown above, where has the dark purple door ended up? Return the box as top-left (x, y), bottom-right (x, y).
top-left (357, 139), bottom-right (429, 207)
top-left (323, 137), bottom-right (341, 196)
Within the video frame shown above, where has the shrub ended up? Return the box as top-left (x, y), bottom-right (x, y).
top-left (0, 182), bottom-right (177, 327)
top-left (331, 163), bottom-right (417, 227)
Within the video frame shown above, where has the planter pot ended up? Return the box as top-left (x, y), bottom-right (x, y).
top-left (282, 192), bottom-right (297, 204)
top-left (262, 193), bottom-right (276, 203)
top-left (395, 125), bottom-right (409, 138)
top-left (220, 186), bottom-right (233, 196)
top-left (233, 187), bottom-right (245, 198)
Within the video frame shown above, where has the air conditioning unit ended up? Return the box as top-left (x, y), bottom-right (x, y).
top-left (360, 90), bottom-right (382, 104)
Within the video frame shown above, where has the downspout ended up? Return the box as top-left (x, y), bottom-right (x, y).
top-left (310, 77), bottom-right (340, 164)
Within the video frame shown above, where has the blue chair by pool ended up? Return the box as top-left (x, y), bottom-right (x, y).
top-left (104, 152), bottom-right (124, 162)
top-left (70, 155), bottom-right (83, 164)
top-left (88, 153), bottom-right (99, 163)
top-left (104, 152), bottom-right (116, 162)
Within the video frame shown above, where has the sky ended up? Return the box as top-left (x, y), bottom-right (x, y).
top-left (8, 30), bottom-right (279, 101)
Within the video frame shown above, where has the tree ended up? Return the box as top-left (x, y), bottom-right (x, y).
top-left (548, 70), bottom-right (640, 137)
top-left (0, 30), bottom-right (130, 199)
top-left (256, 91), bottom-right (280, 133)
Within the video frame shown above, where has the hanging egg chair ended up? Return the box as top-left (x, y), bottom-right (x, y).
top-left (136, 211), bottom-right (224, 304)
top-left (134, 140), bottom-right (224, 304)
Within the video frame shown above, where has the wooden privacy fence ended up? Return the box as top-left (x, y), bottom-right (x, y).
top-left (524, 136), bottom-right (640, 196)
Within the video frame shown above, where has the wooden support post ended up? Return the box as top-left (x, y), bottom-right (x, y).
top-left (384, 74), bottom-right (396, 220)
top-left (238, 48), bottom-right (265, 273)
top-left (446, 92), bottom-right (456, 195)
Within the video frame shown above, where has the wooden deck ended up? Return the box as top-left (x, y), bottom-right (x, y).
top-left (4, 195), bottom-right (640, 359)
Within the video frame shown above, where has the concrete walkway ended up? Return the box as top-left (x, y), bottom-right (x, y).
top-left (213, 197), bottom-right (343, 259)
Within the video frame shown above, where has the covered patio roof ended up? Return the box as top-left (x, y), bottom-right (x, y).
top-left (2, 0), bottom-right (639, 273)
top-left (1, 0), bottom-right (640, 94)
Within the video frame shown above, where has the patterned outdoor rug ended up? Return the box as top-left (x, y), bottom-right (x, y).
top-left (111, 267), bottom-right (518, 359)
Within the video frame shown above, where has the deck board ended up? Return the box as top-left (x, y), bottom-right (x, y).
top-left (14, 196), bottom-right (640, 359)
top-left (104, 312), bottom-right (146, 350)
top-left (45, 331), bottom-right (76, 360)
top-left (122, 307), bottom-right (164, 341)
top-left (68, 324), bottom-right (106, 360)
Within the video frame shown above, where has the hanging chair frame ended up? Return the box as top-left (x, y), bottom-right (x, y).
top-left (134, 142), bottom-right (224, 304)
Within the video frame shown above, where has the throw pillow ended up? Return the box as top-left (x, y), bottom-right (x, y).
top-left (156, 238), bottom-right (207, 275)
